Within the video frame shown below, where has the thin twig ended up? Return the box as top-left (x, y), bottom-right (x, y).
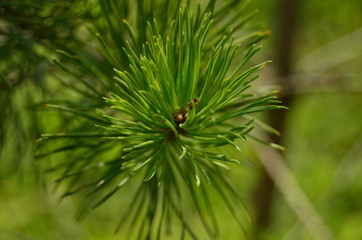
top-left (257, 142), bottom-right (335, 240)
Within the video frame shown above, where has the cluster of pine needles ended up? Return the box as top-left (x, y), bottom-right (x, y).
top-left (34, 0), bottom-right (285, 239)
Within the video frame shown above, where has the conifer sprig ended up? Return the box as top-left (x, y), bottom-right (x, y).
top-left (37, 2), bottom-right (285, 239)
top-left (98, 7), bottom-right (283, 186)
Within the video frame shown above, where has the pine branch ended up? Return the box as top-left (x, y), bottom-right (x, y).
top-left (36, 1), bottom-right (285, 238)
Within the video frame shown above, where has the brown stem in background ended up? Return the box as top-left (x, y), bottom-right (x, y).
top-left (253, 0), bottom-right (301, 236)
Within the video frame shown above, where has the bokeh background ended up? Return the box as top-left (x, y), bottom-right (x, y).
top-left (1, 0), bottom-right (361, 239)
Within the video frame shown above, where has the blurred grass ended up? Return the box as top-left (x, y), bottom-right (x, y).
top-left (257, 92), bottom-right (361, 240)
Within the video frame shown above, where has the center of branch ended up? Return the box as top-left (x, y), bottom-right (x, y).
top-left (174, 113), bottom-right (186, 125)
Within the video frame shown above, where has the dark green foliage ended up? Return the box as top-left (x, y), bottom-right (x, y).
top-left (0, 0), bottom-right (86, 179)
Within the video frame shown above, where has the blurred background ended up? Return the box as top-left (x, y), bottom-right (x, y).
top-left (1, 0), bottom-right (361, 239)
